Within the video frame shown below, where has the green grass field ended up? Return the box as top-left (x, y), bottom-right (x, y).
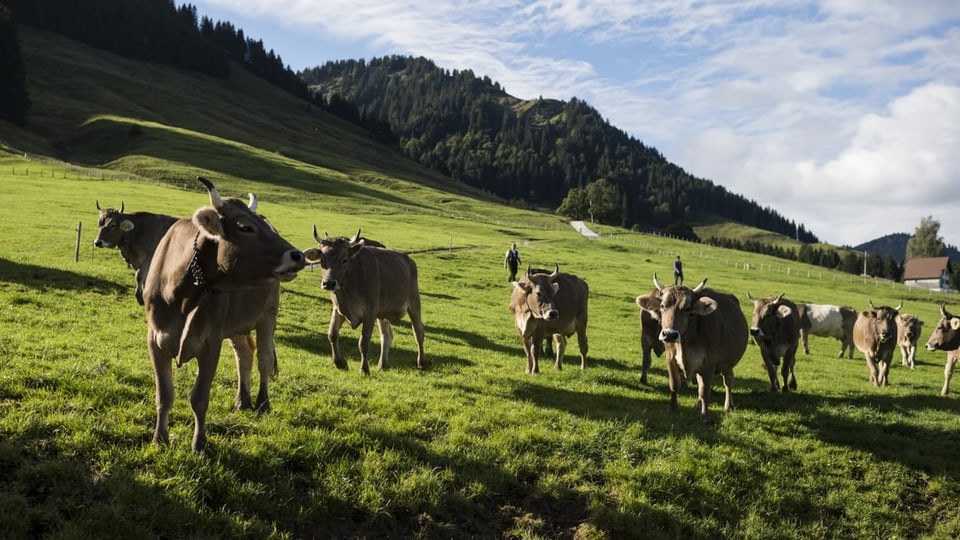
top-left (1, 27), bottom-right (959, 539)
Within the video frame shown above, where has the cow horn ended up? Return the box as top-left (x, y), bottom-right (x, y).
top-left (197, 176), bottom-right (223, 209)
top-left (247, 193), bottom-right (258, 212)
top-left (868, 299), bottom-right (876, 309)
top-left (692, 278), bottom-right (708, 293)
top-left (350, 228), bottom-right (362, 243)
top-left (526, 264), bottom-right (533, 278)
top-left (550, 263), bottom-right (559, 277)
top-left (120, 201), bottom-right (124, 213)
top-left (653, 273), bottom-right (665, 291)
top-left (941, 303), bottom-right (953, 319)
top-left (312, 224), bottom-right (323, 243)
top-left (96, 200), bottom-right (101, 211)
top-left (775, 293), bottom-right (785, 303)
top-left (894, 300), bottom-right (903, 311)
top-left (746, 291), bottom-right (755, 301)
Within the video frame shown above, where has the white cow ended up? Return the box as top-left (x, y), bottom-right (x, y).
top-left (797, 303), bottom-right (857, 358)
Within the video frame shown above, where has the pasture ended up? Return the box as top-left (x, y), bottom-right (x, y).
top-left (1, 150), bottom-right (959, 539)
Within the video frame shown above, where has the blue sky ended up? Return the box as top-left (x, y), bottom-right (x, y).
top-left (189, 0), bottom-right (960, 249)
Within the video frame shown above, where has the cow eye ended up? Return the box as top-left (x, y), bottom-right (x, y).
top-left (237, 222), bottom-right (255, 233)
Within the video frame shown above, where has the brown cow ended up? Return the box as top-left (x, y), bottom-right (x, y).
top-left (509, 264), bottom-right (589, 373)
top-left (95, 201), bottom-right (178, 305)
top-left (303, 227), bottom-right (425, 375)
top-left (143, 177), bottom-right (305, 451)
top-left (634, 289), bottom-right (665, 384)
top-left (636, 275), bottom-right (748, 422)
top-left (852, 299), bottom-right (902, 387)
top-left (924, 304), bottom-right (960, 395)
top-left (747, 292), bottom-right (801, 393)
top-left (95, 199), bottom-right (276, 412)
top-left (796, 303), bottom-right (857, 358)
top-left (895, 314), bottom-right (924, 369)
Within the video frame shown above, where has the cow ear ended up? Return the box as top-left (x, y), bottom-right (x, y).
top-left (951, 318), bottom-right (960, 331)
top-left (777, 305), bottom-right (793, 318)
top-left (119, 219), bottom-right (135, 232)
top-left (193, 208), bottom-right (224, 239)
top-left (513, 281), bottom-right (531, 294)
top-left (636, 295), bottom-right (659, 311)
top-left (692, 297), bottom-right (718, 316)
top-left (303, 248), bottom-right (323, 265)
top-left (349, 239), bottom-right (365, 257)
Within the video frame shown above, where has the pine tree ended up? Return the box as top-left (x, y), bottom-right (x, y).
top-left (0, 5), bottom-right (30, 125)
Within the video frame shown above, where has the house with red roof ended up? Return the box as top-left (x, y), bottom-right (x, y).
top-left (902, 257), bottom-right (952, 292)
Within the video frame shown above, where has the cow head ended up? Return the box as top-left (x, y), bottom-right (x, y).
top-left (303, 226), bottom-right (366, 291)
top-left (860, 299), bottom-right (902, 344)
top-left (896, 314), bottom-right (923, 345)
top-left (513, 264), bottom-right (561, 320)
top-left (636, 274), bottom-right (716, 343)
top-left (191, 177), bottom-right (304, 286)
top-left (94, 200), bottom-right (133, 248)
top-left (747, 292), bottom-right (793, 341)
top-left (925, 304), bottom-right (960, 352)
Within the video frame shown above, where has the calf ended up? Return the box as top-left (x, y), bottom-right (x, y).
top-left (853, 300), bottom-right (902, 387)
top-left (636, 275), bottom-right (748, 423)
top-left (924, 304), bottom-right (960, 396)
top-left (748, 292), bottom-right (801, 393)
top-left (895, 314), bottom-right (923, 369)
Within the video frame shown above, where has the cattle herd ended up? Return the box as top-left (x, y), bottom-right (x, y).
top-left (94, 178), bottom-right (960, 451)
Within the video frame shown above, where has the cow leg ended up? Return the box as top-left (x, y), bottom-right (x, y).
top-left (761, 354), bottom-right (780, 393)
top-left (377, 319), bottom-right (393, 371)
top-left (189, 340), bottom-right (223, 452)
top-left (149, 329), bottom-right (175, 445)
top-left (665, 354), bottom-right (682, 413)
top-left (328, 309), bottom-right (348, 370)
top-left (640, 343), bottom-right (652, 385)
top-left (907, 346), bottom-right (916, 369)
top-left (576, 325), bottom-right (588, 370)
top-left (553, 334), bottom-right (566, 371)
top-left (253, 309), bottom-right (279, 412)
top-left (228, 333), bottom-right (255, 410)
top-left (721, 369), bottom-right (735, 412)
top-left (865, 355), bottom-right (880, 387)
top-left (784, 353), bottom-right (798, 391)
top-left (357, 316), bottom-right (376, 375)
top-left (407, 303), bottom-right (427, 369)
top-left (801, 330), bottom-right (810, 355)
top-left (878, 359), bottom-right (890, 387)
top-left (696, 371), bottom-right (714, 423)
top-left (942, 353), bottom-right (958, 396)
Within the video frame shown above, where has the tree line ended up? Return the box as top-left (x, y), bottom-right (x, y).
top-left (300, 56), bottom-right (820, 243)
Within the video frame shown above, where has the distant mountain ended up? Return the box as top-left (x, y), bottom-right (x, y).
top-left (300, 56), bottom-right (820, 242)
top-left (856, 233), bottom-right (960, 262)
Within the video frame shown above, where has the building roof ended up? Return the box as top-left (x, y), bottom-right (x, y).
top-left (902, 256), bottom-right (950, 280)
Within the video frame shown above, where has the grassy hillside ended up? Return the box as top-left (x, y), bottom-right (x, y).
top-left (1, 27), bottom-right (959, 539)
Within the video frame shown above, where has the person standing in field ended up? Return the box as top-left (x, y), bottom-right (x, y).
top-left (504, 242), bottom-right (521, 282)
top-left (673, 255), bottom-right (684, 285)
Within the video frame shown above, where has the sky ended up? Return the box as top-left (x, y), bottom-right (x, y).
top-left (188, 0), bottom-right (960, 249)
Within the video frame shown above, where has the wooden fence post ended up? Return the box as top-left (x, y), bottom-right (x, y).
top-left (75, 222), bottom-right (82, 262)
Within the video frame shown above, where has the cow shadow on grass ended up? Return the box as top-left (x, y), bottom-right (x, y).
top-left (0, 257), bottom-right (125, 295)
top-left (512, 381), bottom-right (665, 423)
top-left (430, 325), bottom-right (518, 356)
top-left (731, 389), bottom-right (960, 480)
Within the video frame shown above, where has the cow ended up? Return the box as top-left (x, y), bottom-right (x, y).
top-left (636, 275), bottom-right (748, 423)
top-left (852, 299), bottom-right (902, 387)
top-left (631, 289), bottom-right (667, 384)
top-left (747, 292), bottom-right (801, 393)
top-left (95, 198), bottom-right (278, 413)
top-left (94, 201), bottom-right (178, 305)
top-left (142, 176), bottom-right (305, 451)
top-left (924, 304), bottom-right (960, 396)
top-left (895, 314), bottom-right (924, 369)
top-left (796, 303), bottom-right (857, 358)
top-left (302, 226), bottom-right (425, 375)
top-left (509, 264), bottom-right (589, 374)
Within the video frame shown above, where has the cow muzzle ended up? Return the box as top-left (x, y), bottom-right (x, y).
top-left (878, 331), bottom-right (891, 343)
top-left (273, 250), bottom-right (305, 282)
top-left (659, 329), bottom-right (680, 343)
top-left (93, 239), bottom-right (111, 248)
top-left (545, 309), bottom-right (559, 320)
top-left (321, 279), bottom-right (339, 291)
top-left (749, 327), bottom-right (763, 338)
